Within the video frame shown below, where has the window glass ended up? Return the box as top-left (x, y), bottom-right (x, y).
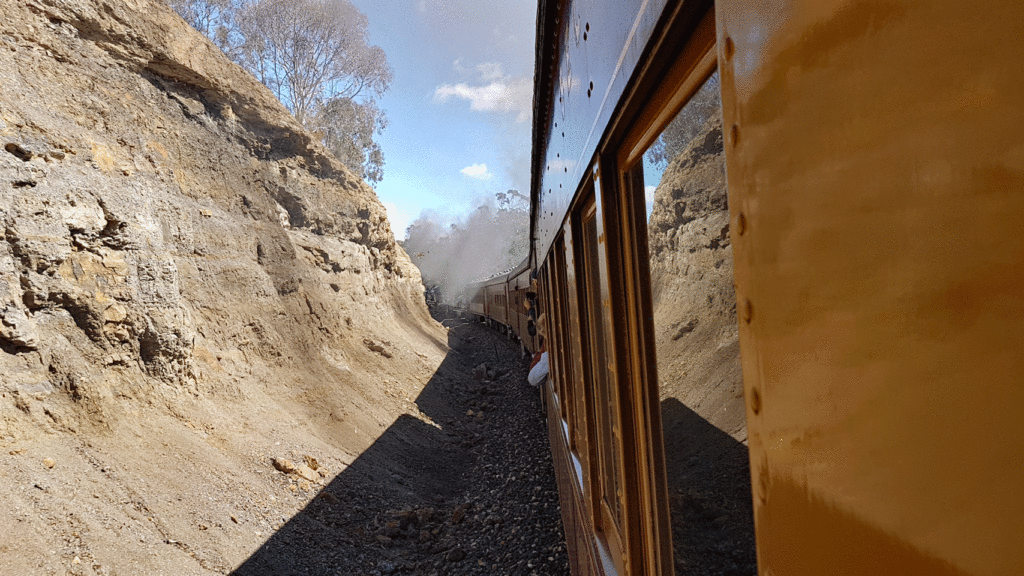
top-left (581, 204), bottom-right (623, 534)
top-left (553, 237), bottom-right (574, 423)
top-left (639, 69), bottom-right (757, 574)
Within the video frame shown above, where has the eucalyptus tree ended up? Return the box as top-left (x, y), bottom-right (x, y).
top-left (309, 95), bottom-right (387, 184)
top-left (168, 0), bottom-right (393, 184)
top-left (235, 0), bottom-right (390, 123)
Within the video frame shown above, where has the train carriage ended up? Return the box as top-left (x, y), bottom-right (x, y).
top-left (533, 0), bottom-right (1024, 575)
top-left (469, 0), bottom-right (1024, 575)
top-left (467, 279), bottom-right (488, 320)
top-left (506, 260), bottom-right (538, 353)
top-left (466, 258), bottom-right (540, 353)
top-left (484, 283), bottom-right (508, 327)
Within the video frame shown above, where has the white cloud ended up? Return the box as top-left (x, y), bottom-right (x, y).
top-left (476, 61), bottom-right (504, 81)
top-left (460, 163), bottom-right (493, 180)
top-left (434, 64), bottom-right (533, 122)
top-left (436, 82), bottom-right (505, 109)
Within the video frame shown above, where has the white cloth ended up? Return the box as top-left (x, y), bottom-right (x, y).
top-left (528, 352), bottom-right (549, 386)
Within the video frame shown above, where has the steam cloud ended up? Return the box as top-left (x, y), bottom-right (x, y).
top-left (402, 193), bottom-right (528, 305)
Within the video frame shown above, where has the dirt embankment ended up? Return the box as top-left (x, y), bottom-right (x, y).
top-left (0, 0), bottom-right (484, 573)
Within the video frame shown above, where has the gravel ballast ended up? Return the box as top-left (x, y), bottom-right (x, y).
top-left (232, 310), bottom-right (756, 576)
top-left (232, 315), bottom-right (570, 576)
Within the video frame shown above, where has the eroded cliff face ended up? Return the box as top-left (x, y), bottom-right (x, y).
top-left (0, 5), bottom-right (456, 572)
top-left (0, 0), bottom-right (439, 417)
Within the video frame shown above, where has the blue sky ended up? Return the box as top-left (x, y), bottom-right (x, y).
top-left (350, 0), bottom-right (537, 239)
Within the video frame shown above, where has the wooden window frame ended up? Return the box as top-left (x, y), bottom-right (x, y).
top-left (551, 235), bottom-right (575, 426)
top-left (595, 7), bottom-right (719, 575)
top-left (533, 2), bottom-right (718, 574)
top-left (561, 220), bottom-right (590, 468)
top-left (576, 189), bottom-right (628, 575)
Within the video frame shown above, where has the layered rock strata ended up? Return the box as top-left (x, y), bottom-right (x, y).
top-left (0, 0), bottom-right (436, 461)
top-left (0, 2), bottom-right (464, 573)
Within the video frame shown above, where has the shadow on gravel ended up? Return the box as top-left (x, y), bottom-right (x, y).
top-left (230, 413), bottom-right (460, 576)
top-left (660, 398), bottom-right (757, 575)
top-left (231, 318), bottom-right (567, 576)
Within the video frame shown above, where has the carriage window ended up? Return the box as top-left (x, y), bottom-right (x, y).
top-left (552, 236), bottom-right (575, 424)
top-left (544, 246), bottom-right (564, 411)
top-left (560, 228), bottom-right (585, 456)
top-left (579, 198), bottom-right (625, 550)
top-left (635, 68), bottom-right (757, 573)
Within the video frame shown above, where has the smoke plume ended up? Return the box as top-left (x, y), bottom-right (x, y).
top-left (402, 191), bottom-right (528, 304)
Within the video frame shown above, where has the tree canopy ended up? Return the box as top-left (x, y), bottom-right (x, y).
top-left (168, 0), bottom-right (392, 184)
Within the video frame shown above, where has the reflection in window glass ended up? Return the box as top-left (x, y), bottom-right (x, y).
top-left (641, 70), bottom-right (757, 574)
top-left (581, 207), bottom-right (623, 535)
top-left (643, 73), bottom-right (722, 218)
